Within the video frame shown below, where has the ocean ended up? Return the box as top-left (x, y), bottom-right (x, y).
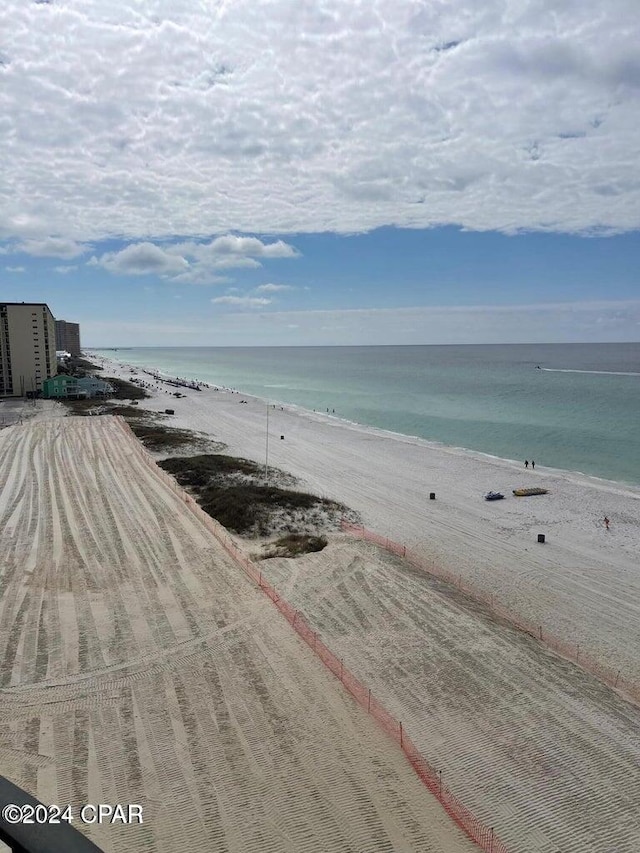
top-left (91, 343), bottom-right (640, 486)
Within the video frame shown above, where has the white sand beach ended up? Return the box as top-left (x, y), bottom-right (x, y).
top-left (72, 354), bottom-right (640, 852)
top-left (96, 355), bottom-right (640, 691)
top-left (0, 416), bottom-right (477, 853)
top-left (1, 356), bottom-right (639, 852)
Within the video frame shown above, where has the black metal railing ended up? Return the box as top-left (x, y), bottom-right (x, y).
top-left (0, 776), bottom-right (103, 853)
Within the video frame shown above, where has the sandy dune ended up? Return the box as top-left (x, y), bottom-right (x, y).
top-left (0, 417), bottom-right (476, 853)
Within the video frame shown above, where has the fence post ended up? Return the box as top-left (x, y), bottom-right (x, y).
top-left (293, 611), bottom-right (298, 627)
top-left (489, 827), bottom-right (494, 853)
top-left (399, 721), bottom-right (403, 748)
top-left (340, 659), bottom-right (343, 682)
top-left (367, 688), bottom-right (371, 713)
top-left (539, 625), bottom-right (543, 640)
top-left (438, 769), bottom-right (442, 797)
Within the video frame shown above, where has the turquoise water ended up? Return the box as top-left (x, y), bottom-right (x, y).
top-left (91, 343), bottom-right (640, 486)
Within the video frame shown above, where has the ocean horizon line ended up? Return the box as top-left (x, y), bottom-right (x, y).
top-left (86, 341), bottom-right (640, 349)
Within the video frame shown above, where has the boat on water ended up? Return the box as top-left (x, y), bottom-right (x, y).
top-left (512, 487), bottom-right (548, 497)
top-left (484, 491), bottom-right (505, 501)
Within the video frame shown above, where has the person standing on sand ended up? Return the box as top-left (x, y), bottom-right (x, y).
top-left (525, 460), bottom-right (529, 468)
top-left (531, 460), bottom-right (535, 470)
top-left (604, 516), bottom-right (610, 530)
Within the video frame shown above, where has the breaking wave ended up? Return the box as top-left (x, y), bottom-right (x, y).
top-left (540, 368), bottom-right (640, 376)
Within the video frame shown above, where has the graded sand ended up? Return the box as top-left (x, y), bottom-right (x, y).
top-left (0, 416), bottom-right (475, 853)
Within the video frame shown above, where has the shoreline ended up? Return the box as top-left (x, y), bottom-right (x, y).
top-left (6, 361), bottom-right (636, 853)
top-left (88, 350), bottom-right (640, 497)
top-left (84, 351), bottom-right (640, 692)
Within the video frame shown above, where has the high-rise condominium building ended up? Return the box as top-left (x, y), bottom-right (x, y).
top-left (0, 302), bottom-right (57, 397)
top-left (55, 319), bottom-right (81, 356)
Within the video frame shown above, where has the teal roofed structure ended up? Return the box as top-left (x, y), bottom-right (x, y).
top-left (42, 375), bottom-right (113, 399)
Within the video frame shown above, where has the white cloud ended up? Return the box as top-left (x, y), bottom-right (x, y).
top-left (0, 1), bottom-right (638, 242)
top-left (89, 242), bottom-right (189, 276)
top-left (205, 256), bottom-right (261, 270)
top-left (54, 265), bottom-right (77, 274)
top-left (163, 235), bottom-right (299, 283)
top-left (15, 238), bottom-right (88, 259)
top-left (5, 265), bottom-right (25, 273)
top-left (211, 295), bottom-right (272, 307)
top-left (203, 236), bottom-right (298, 258)
top-left (88, 234), bottom-right (300, 284)
top-left (171, 268), bottom-right (231, 285)
top-left (255, 283), bottom-right (294, 293)
top-left (167, 234), bottom-right (300, 269)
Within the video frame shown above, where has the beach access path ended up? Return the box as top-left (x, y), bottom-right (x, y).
top-left (0, 416), bottom-right (476, 853)
top-left (99, 356), bottom-right (640, 692)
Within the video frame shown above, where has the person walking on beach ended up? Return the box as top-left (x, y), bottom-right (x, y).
top-left (604, 516), bottom-right (610, 530)
top-left (524, 460), bottom-right (529, 468)
top-left (531, 460), bottom-right (535, 470)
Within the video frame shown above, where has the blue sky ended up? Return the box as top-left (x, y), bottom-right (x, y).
top-left (1, 1), bottom-right (639, 346)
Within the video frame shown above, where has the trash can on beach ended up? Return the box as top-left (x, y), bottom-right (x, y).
top-left (429, 492), bottom-right (436, 500)
top-left (537, 533), bottom-right (545, 544)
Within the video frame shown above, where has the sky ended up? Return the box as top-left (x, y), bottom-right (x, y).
top-left (1, 0), bottom-right (639, 346)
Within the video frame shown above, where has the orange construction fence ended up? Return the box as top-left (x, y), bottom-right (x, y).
top-left (340, 521), bottom-right (639, 708)
top-left (115, 417), bottom-right (509, 853)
